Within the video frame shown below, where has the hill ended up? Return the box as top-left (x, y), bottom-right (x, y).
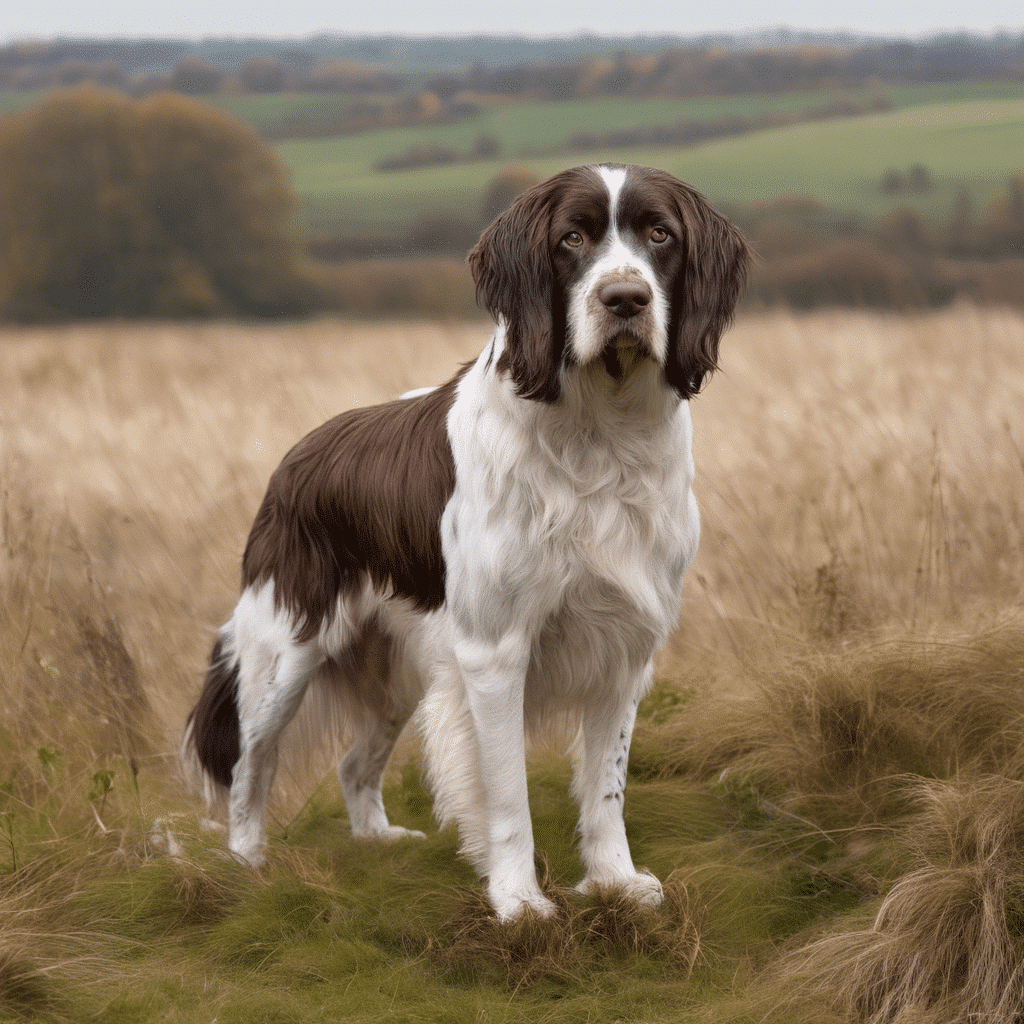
top-left (276, 83), bottom-right (1024, 237)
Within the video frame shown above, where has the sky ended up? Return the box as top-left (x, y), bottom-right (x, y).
top-left (1, 0), bottom-right (1021, 43)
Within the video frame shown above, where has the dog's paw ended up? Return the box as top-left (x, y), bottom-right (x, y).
top-left (356, 825), bottom-right (427, 842)
top-left (228, 841), bottom-right (267, 869)
top-left (576, 867), bottom-right (664, 908)
top-left (491, 889), bottom-right (559, 924)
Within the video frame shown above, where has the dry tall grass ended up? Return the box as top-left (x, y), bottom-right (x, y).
top-left (3, 306), bottom-right (1022, 795)
top-left (2, 306), bottom-right (1024, 1021)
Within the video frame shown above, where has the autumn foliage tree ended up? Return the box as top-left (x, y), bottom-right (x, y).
top-left (479, 165), bottom-right (539, 225)
top-left (0, 87), bottom-right (314, 320)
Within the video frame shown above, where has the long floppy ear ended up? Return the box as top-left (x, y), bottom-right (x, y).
top-left (467, 175), bottom-right (567, 403)
top-left (664, 181), bottom-right (752, 400)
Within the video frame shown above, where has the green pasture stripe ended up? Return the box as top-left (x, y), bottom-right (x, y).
top-left (281, 92), bottom-right (1024, 235)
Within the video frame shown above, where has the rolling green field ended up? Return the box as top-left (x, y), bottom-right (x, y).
top-left (280, 84), bottom-right (1024, 236)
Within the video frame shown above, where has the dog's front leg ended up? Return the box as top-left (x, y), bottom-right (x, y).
top-left (455, 632), bottom-right (557, 922)
top-left (573, 664), bottom-right (663, 907)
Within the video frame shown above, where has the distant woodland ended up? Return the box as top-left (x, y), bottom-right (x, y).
top-left (3, 33), bottom-right (1024, 99)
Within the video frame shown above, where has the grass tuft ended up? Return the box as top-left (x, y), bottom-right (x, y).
top-left (0, 943), bottom-right (61, 1022)
top-left (782, 863), bottom-right (1024, 1023)
top-left (641, 617), bottom-right (1024, 827)
top-left (430, 863), bottom-right (707, 989)
top-left (778, 776), bottom-right (1024, 1022)
top-left (577, 871), bottom-right (707, 973)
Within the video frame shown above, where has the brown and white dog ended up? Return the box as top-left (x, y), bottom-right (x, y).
top-left (183, 163), bottom-right (749, 921)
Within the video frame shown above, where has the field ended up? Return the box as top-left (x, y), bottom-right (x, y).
top-left (275, 82), bottom-right (1024, 236)
top-left (3, 306), bottom-right (1024, 1022)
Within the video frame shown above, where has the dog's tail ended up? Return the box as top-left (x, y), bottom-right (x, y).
top-left (182, 632), bottom-right (241, 805)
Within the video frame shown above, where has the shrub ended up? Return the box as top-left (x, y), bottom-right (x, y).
top-left (238, 58), bottom-right (287, 94)
top-left (313, 257), bottom-right (479, 317)
top-left (373, 144), bottom-right (459, 173)
top-left (479, 165), bottom-right (539, 226)
top-left (939, 257), bottom-right (1024, 305)
top-left (307, 60), bottom-right (401, 94)
top-left (878, 206), bottom-right (933, 253)
top-left (169, 56), bottom-right (225, 95)
top-left (0, 86), bottom-right (314, 320)
top-left (749, 238), bottom-right (954, 309)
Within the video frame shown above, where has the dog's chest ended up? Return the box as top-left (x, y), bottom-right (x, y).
top-left (446, 388), bottom-right (698, 640)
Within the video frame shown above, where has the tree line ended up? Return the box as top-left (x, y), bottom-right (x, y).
top-left (3, 33), bottom-right (1023, 98)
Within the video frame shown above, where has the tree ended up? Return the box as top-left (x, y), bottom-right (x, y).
top-left (879, 168), bottom-right (902, 195)
top-left (0, 87), bottom-right (311, 320)
top-left (1007, 175), bottom-right (1024, 229)
top-left (170, 56), bottom-right (224, 95)
top-left (984, 175), bottom-right (1024, 256)
top-left (878, 206), bottom-right (932, 253)
top-left (479, 165), bottom-right (539, 226)
top-left (239, 58), bottom-right (286, 94)
top-left (907, 163), bottom-right (934, 192)
top-left (471, 133), bottom-right (502, 160)
top-left (947, 187), bottom-right (976, 253)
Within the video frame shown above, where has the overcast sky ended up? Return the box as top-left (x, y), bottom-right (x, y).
top-left (1, 0), bottom-right (1021, 43)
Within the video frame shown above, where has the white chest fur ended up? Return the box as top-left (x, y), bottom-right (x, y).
top-left (442, 343), bottom-right (700, 686)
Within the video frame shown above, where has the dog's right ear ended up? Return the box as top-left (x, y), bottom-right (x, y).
top-left (468, 178), bottom-right (565, 403)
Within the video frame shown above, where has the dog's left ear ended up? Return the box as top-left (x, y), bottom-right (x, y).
top-left (468, 175), bottom-right (569, 403)
top-left (664, 182), bottom-right (752, 399)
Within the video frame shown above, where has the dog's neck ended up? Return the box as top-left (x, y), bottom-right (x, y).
top-left (486, 322), bottom-right (681, 433)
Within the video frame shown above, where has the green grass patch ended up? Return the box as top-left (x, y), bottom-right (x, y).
top-left (206, 92), bottom-right (386, 137)
top-left (0, 744), bottom-right (883, 1023)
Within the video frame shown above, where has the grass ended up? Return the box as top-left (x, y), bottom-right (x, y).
top-left (1, 307), bottom-right (1024, 1021)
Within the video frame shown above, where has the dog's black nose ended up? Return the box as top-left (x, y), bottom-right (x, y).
top-left (598, 280), bottom-right (652, 319)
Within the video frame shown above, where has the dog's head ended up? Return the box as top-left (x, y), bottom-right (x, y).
top-left (468, 163), bottom-right (751, 402)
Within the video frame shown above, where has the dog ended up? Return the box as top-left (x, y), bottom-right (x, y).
top-left (183, 163), bottom-right (750, 921)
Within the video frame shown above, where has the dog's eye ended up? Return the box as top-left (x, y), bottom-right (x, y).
top-left (650, 226), bottom-right (670, 244)
top-left (562, 231), bottom-right (584, 248)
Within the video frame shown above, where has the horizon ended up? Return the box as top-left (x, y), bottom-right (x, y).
top-left (5, 26), bottom-right (1024, 44)
top-left (2, 0), bottom-right (1021, 47)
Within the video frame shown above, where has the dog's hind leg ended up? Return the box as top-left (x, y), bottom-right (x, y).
top-left (338, 711), bottom-right (424, 840)
top-left (229, 636), bottom-right (324, 866)
top-left (333, 620), bottom-right (426, 840)
top-left (217, 584), bottom-right (326, 867)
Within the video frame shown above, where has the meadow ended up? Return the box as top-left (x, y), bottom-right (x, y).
top-left (274, 82), bottom-right (1024, 236)
top-left (2, 305), bottom-right (1024, 1022)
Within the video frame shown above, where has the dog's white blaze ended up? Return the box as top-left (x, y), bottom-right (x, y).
top-left (567, 166), bottom-right (670, 365)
